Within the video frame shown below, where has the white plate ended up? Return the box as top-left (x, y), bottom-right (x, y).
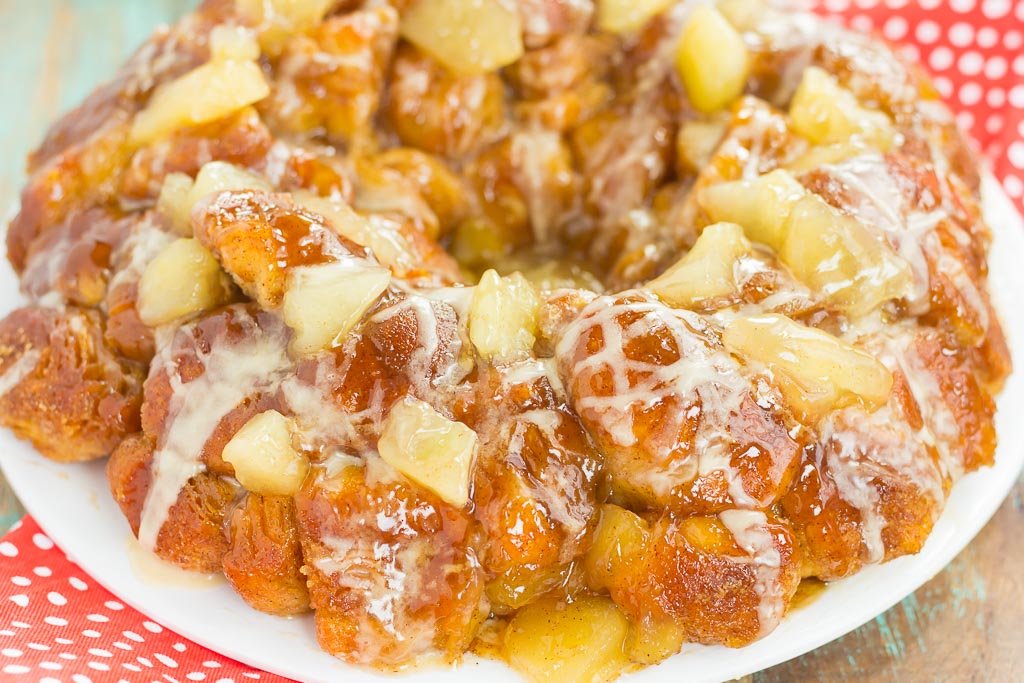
top-left (2, 175), bottom-right (1023, 683)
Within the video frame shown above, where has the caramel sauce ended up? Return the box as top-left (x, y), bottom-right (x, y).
top-left (790, 578), bottom-right (828, 611)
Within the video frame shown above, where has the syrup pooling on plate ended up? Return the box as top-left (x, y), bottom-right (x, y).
top-left (0, 0), bottom-right (1011, 679)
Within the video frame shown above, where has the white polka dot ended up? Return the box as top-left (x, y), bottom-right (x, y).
top-left (824, 0), bottom-right (851, 10)
top-left (854, 0), bottom-right (880, 8)
top-left (86, 614), bottom-right (109, 623)
top-left (930, 47), bottom-right (955, 71)
top-left (47, 591), bottom-right (67, 606)
top-left (10, 576), bottom-right (30, 587)
top-left (203, 661), bottom-right (222, 668)
top-left (1005, 31), bottom-right (1024, 50)
top-left (40, 664), bottom-right (63, 672)
top-left (0, 631), bottom-right (13, 637)
top-left (11, 622), bottom-right (28, 630)
top-left (58, 652), bottom-right (77, 659)
top-left (1018, 0), bottom-right (1024, 18)
top-left (104, 601), bottom-right (124, 611)
top-left (54, 638), bottom-right (73, 645)
top-left (987, 89), bottom-right (1007, 108)
top-left (27, 643), bottom-right (50, 651)
top-left (242, 673), bottom-right (260, 680)
top-left (976, 26), bottom-right (999, 48)
top-left (983, 0), bottom-right (1013, 16)
top-left (188, 674), bottom-right (207, 682)
top-left (957, 52), bottom-right (985, 76)
top-left (934, 76), bottom-right (952, 98)
top-left (948, 22), bottom-right (975, 48)
top-left (88, 648), bottom-right (112, 658)
top-left (956, 111), bottom-right (975, 131)
top-left (919, 0), bottom-right (942, 8)
top-left (950, 0), bottom-right (976, 10)
top-left (71, 674), bottom-right (93, 683)
top-left (885, 0), bottom-right (909, 8)
top-left (69, 577), bottom-right (88, 591)
top-left (882, 16), bottom-right (908, 40)
top-left (1009, 142), bottom-right (1024, 169)
top-left (137, 656), bottom-right (154, 668)
top-left (123, 663), bottom-right (143, 672)
top-left (1, 648), bottom-right (23, 657)
top-left (173, 643), bottom-right (187, 653)
top-left (143, 621), bottom-right (164, 634)
top-left (1009, 85), bottom-right (1024, 108)
top-left (898, 44), bottom-right (920, 62)
top-left (123, 631), bottom-right (144, 643)
top-left (9, 520), bottom-right (21, 532)
top-left (81, 630), bottom-right (101, 638)
top-left (0, 542), bottom-right (17, 558)
top-left (155, 653), bottom-right (179, 668)
top-left (986, 113), bottom-right (1005, 133)
top-left (44, 616), bottom-right (67, 627)
top-left (214, 678), bottom-right (236, 683)
top-left (959, 82), bottom-right (983, 106)
top-left (915, 20), bottom-right (941, 44)
top-left (32, 533), bottom-right (54, 550)
top-left (2, 665), bottom-right (30, 675)
top-left (33, 566), bottom-right (52, 578)
top-left (9, 595), bottom-right (28, 608)
top-left (1005, 175), bottom-right (1024, 198)
top-left (1013, 55), bottom-right (1024, 76)
top-left (985, 57), bottom-right (1009, 80)
top-left (113, 642), bottom-right (132, 651)
top-left (87, 662), bottom-right (110, 672)
top-left (850, 14), bottom-right (874, 32)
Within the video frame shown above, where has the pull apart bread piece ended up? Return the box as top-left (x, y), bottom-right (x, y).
top-left (0, 0), bottom-right (1012, 679)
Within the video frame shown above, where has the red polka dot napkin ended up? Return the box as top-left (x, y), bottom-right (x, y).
top-left (2, 2), bottom-right (1023, 682)
top-left (815, 0), bottom-right (1024, 206)
top-left (1, 518), bottom-right (291, 683)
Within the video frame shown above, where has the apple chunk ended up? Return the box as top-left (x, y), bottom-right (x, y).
top-left (282, 259), bottom-right (391, 356)
top-left (377, 396), bottom-right (478, 508)
top-left (222, 410), bottom-right (310, 496)
top-left (722, 314), bottom-right (893, 421)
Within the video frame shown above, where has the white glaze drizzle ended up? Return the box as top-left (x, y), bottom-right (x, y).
top-left (719, 509), bottom-right (785, 638)
top-left (137, 317), bottom-right (290, 550)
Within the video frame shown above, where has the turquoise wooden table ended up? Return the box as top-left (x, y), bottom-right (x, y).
top-left (0, 2), bottom-right (1021, 681)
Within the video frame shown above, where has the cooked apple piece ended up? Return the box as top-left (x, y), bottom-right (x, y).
top-left (625, 619), bottom-right (686, 666)
top-left (722, 314), bottom-right (893, 420)
top-left (784, 139), bottom-right (871, 174)
top-left (400, 0), bottom-right (523, 76)
top-left (281, 259), bottom-right (391, 356)
top-left (157, 172), bottom-right (196, 235)
top-left (698, 169), bottom-right (806, 248)
top-left (190, 161), bottom-right (271, 205)
top-left (647, 222), bottom-right (752, 307)
top-left (781, 193), bottom-right (913, 314)
top-left (676, 5), bottom-right (750, 113)
top-left (597, 0), bottom-right (674, 34)
top-left (789, 66), bottom-right (894, 148)
top-left (451, 217), bottom-right (508, 269)
top-left (377, 396), bottom-right (478, 508)
top-left (584, 504), bottom-right (650, 592)
top-left (236, 0), bottom-right (333, 55)
top-left (137, 238), bottom-right (234, 326)
top-left (130, 53), bottom-right (269, 145)
top-left (469, 269), bottom-right (541, 364)
top-left (222, 410), bottom-right (310, 496)
top-left (677, 118), bottom-right (729, 173)
top-left (505, 595), bottom-right (631, 683)
top-left (209, 24), bottom-right (261, 61)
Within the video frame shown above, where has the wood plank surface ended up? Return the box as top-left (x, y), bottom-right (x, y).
top-left (0, 2), bottom-right (1020, 681)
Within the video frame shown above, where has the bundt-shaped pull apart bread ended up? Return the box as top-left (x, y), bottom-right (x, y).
top-left (1, 0), bottom-right (1011, 678)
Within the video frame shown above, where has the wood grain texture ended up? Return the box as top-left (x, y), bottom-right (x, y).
top-left (0, 2), bottom-right (1020, 681)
